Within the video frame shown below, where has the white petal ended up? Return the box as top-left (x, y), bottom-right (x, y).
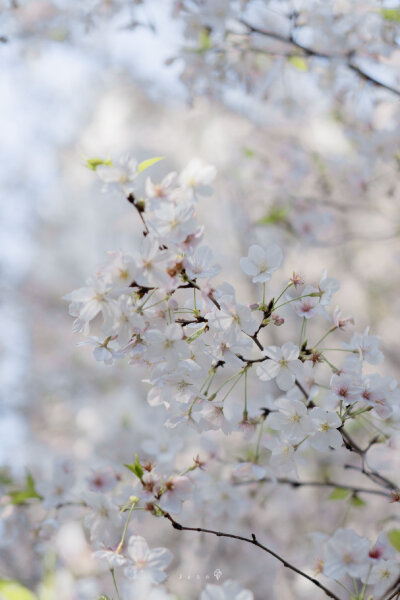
top-left (276, 368), bottom-right (296, 391)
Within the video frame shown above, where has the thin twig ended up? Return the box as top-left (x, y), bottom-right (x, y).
top-left (234, 476), bottom-right (391, 498)
top-left (240, 20), bottom-right (400, 97)
top-left (163, 512), bottom-right (342, 600)
top-left (340, 428), bottom-right (397, 491)
top-left (385, 583), bottom-right (400, 600)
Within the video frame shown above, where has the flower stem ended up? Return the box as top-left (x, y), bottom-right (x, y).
top-left (110, 568), bottom-right (121, 600)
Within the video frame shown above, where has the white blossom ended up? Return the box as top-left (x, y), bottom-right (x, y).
top-left (309, 407), bottom-right (342, 452)
top-left (201, 580), bottom-right (254, 600)
top-left (256, 342), bottom-right (303, 391)
top-left (240, 244), bottom-right (283, 284)
top-left (323, 528), bottom-right (370, 580)
top-left (124, 536), bottom-right (173, 583)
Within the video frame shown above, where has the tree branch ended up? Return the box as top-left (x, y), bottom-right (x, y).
top-left (240, 20), bottom-right (400, 97)
top-left (234, 475), bottom-right (391, 498)
top-left (163, 512), bottom-right (342, 600)
top-left (340, 428), bottom-right (398, 491)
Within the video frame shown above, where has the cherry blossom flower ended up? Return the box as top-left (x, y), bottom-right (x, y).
top-left (367, 559), bottom-right (400, 597)
top-left (323, 528), bottom-right (370, 580)
top-left (124, 535), bottom-right (173, 583)
top-left (343, 327), bottom-right (384, 364)
top-left (200, 580), bottom-right (254, 600)
top-left (84, 492), bottom-right (122, 544)
top-left (360, 374), bottom-right (400, 419)
top-left (369, 533), bottom-right (396, 562)
top-left (123, 573), bottom-right (174, 599)
top-left (145, 323), bottom-right (190, 365)
top-left (86, 467), bottom-right (118, 493)
top-left (93, 545), bottom-right (129, 569)
top-left (291, 285), bottom-right (322, 320)
top-left (267, 398), bottom-right (312, 443)
top-left (256, 342), bottom-right (303, 391)
top-left (183, 245), bottom-right (220, 280)
top-left (134, 236), bottom-right (174, 289)
top-left (97, 154), bottom-right (138, 194)
top-left (206, 295), bottom-right (259, 336)
top-left (324, 372), bottom-right (362, 409)
top-left (102, 250), bottom-right (137, 289)
top-left (309, 407), bottom-right (342, 452)
top-left (147, 359), bottom-right (205, 407)
top-left (263, 436), bottom-right (299, 477)
top-left (36, 460), bottom-right (75, 509)
top-left (332, 306), bottom-right (354, 330)
top-left (179, 158), bottom-right (217, 195)
top-left (79, 336), bottom-right (120, 365)
top-left (318, 270), bottom-right (340, 306)
top-left (159, 475), bottom-right (192, 514)
top-left (111, 295), bottom-right (145, 345)
top-left (63, 277), bottom-right (118, 332)
top-left (145, 172), bottom-right (177, 200)
top-left (210, 329), bottom-right (252, 368)
top-left (191, 399), bottom-right (233, 435)
top-left (240, 243), bottom-right (283, 284)
top-left (148, 201), bottom-right (197, 245)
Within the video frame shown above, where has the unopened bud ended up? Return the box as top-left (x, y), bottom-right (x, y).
top-left (390, 490), bottom-right (400, 503)
top-left (272, 313), bottom-right (284, 326)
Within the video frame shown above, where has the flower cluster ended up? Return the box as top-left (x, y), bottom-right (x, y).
top-left (4, 155), bottom-right (400, 600)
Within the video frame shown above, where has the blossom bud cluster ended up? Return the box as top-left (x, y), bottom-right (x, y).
top-left (6, 155), bottom-right (399, 600)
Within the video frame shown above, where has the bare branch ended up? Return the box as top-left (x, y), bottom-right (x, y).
top-left (234, 475), bottom-right (391, 498)
top-left (163, 512), bottom-right (342, 600)
top-left (240, 20), bottom-right (400, 97)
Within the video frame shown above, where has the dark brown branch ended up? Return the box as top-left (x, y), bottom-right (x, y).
top-left (385, 581), bottom-right (400, 600)
top-left (241, 20), bottom-right (400, 97)
top-left (295, 379), bottom-right (309, 400)
top-left (249, 333), bottom-right (264, 351)
top-left (176, 316), bottom-right (207, 325)
top-left (163, 512), bottom-right (341, 600)
top-left (127, 193), bottom-right (149, 234)
top-left (236, 353), bottom-right (269, 364)
top-left (241, 20), bottom-right (332, 59)
top-left (348, 61), bottom-right (400, 98)
top-left (234, 476), bottom-right (391, 498)
top-left (340, 428), bottom-right (398, 491)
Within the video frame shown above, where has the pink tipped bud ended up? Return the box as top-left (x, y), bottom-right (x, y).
top-left (272, 313), bottom-right (284, 326)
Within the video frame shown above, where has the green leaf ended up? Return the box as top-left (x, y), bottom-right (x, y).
top-left (257, 206), bottom-right (289, 226)
top-left (288, 56), bottom-right (308, 71)
top-left (98, 596), bottom-right (111, 600)
top-left (242, 147), bottom-right (255, 158)
top-left (198, 28), bottom-right (212, 52)
top-left (137, 156), bottom-right (165, 174)
top-left (388, 529), bottom-right (400, 552)
top-left (381, 8), bottom-right (400, 23)
top-left (328, 487), bottom-right (351, 500)
top-left (85, 157), bottom-right (113, 171)
top-left (350, 495), bottom-right (366, 507)
top-left (124, 454), bottom-right (144, 481)
top-left (9, 471), bottom-right (41, 505)
top-left (0, 580), bottom-right (38, 600)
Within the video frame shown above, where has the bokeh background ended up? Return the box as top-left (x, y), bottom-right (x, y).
top-left (1, 1), bottom-right (400, 599)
